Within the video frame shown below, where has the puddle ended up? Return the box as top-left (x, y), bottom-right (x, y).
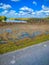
top-left (5, 28), bottom-right (12, 33)
top-left (17, 31), bottom-right (42, 39)
top-left (45, 31), bottom-right (49, 34)
top-left (18, 32), bottom-right (30, 39)
top-left (0, 28), bottom-right (12, 34)
top-left (32, 31), bottom-right (42, 38)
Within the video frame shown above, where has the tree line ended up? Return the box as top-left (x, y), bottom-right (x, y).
top-left (0, 16), bottom-right (49, 24)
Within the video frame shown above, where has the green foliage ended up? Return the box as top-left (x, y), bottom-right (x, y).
top-left (9, 17), bottom-right (49, 24)
top-left (27, 17), bottom-right (49, 23)
top-left (0, 16), bottom-right (7, 22)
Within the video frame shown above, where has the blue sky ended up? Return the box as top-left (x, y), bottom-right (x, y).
top-left (0, 0), bottom-right (49, 18)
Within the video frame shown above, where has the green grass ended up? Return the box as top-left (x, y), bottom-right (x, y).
top-left (0, 34), bottom-right (49, 54)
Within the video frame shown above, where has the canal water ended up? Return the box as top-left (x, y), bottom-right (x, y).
top-left (6, 19), bottom-right (27, 23)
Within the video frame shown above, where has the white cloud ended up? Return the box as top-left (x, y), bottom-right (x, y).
top-left (0, 3), bottom-right (11, 9)
top-left (19, 11), bottom-right (26, 15)
top-left (6, 10), bottom-right (17, 17)
top-left (0, 3), bottom-right (3, 5)
top-left (32, 1), bottom-right (37, 5)
top-left (36, 5), bottom-right (49, 17)
top-left (1, 10), bottom-right (8, 15)
top-left (0, 10), bottom-right (18, 17)
top-left (8, 10), bottom-right (16, 14)
top-left (11, 0), bottom-right (20, 2)
top-left (20, 6), bottom-right (33, 12)
top-left (37, 5), bottom-right (49, 14)
top-left (19, 6), bottom-right (35, 17)
top-left (18, 10), bottom-right (31, 16)
top-left (32, 5), bottom-right (49, 17)
top-left (0, 5), bottom-right (49, 18)
top-left (42, 5), bottom-right (49, 11)
top-left (32, 12), bottom-right (35, 14)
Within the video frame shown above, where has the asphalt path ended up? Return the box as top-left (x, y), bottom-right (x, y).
top-left (0, 41), bottom-right (49, 65)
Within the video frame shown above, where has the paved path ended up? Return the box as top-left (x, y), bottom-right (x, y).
top-left (0, 41), bottom-right (49, 65)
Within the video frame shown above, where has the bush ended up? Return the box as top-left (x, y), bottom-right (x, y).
top-left (0, 16), bottom-right (7, 22)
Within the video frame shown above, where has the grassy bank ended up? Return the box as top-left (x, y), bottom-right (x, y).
top-left (0, 34), bottom-right (49, 54)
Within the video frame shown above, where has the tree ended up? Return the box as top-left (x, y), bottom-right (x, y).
top-left (0, 16), bottom-right (7, 22)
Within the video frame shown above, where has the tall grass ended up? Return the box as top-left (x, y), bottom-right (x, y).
top-left (0, 34), bottom-right (49, 54)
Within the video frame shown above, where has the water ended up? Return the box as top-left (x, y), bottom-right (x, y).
top-left (5, 28), bottom-right (12, 33)
top-left (0, 28), bottom-right (49, 42)
top-left (18, 32), bottom-right (30, 39)
top-left (45, 31), bottom-right (49, 34)
top-left (6, 19), bottom-right (27, 23)
top-left (33, 31), bottom-right (42, 36)
top-left (0, 28), bottom-right (12, 34)
top-left (17, 31), bottom-right (42, 39)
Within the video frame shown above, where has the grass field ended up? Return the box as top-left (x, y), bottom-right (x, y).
top-left (0, 23), bottom-right (49, 54)
top-left (0, 34), bottom-right (49, 54)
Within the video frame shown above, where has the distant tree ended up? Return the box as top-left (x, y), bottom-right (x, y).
top-left (0, 16), bottom-right (7, 22)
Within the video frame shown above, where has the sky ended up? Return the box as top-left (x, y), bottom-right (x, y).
top-left (0, 0), bottom-right (49, 18)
